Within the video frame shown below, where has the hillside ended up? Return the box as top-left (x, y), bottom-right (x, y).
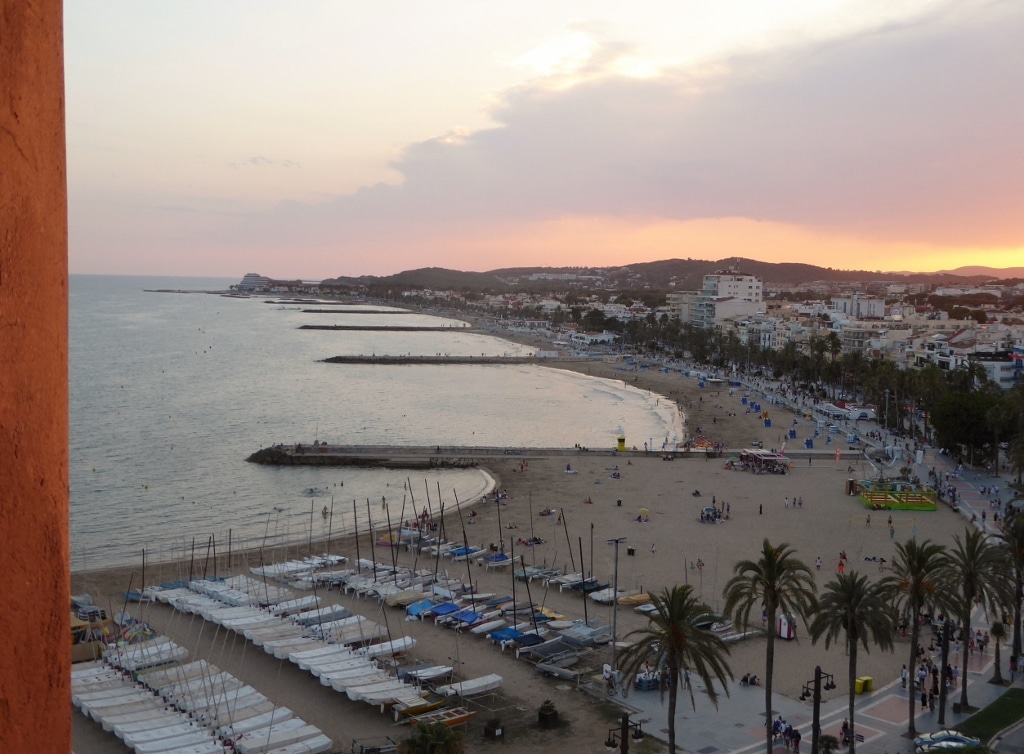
top-left (321, 258), bottom-right (1017, 292)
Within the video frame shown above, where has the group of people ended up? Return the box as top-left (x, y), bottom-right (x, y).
top-left (901, 659), bottom-right (960, 712)
top-left (770, 716), bottom-right (801, 752)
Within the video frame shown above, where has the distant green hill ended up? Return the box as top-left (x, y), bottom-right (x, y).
top-left (321, 257), bottom-right (1011, 292)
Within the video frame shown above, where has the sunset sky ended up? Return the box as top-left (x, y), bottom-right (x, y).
top-left (65, 1), bottom-right (1024, 280)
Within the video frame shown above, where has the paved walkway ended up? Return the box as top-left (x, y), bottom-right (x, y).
top-left (617, 648), bottom-right (1017, 754)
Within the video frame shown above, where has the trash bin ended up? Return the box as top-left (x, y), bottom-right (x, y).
top-left (860, 676), bottom-right (873, 692)
top-left (855, 678), bottom-right (865, 694)
top-left (627, 546), bottom-right (635, 557)
top-left (764, 418), bottom-right (772, 428)
top-left (953, 702), bottom-right (962, 714)
top-left (616, 498), bottom-right (622, 507)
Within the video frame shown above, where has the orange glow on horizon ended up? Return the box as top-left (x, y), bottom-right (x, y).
top-left (371, 216), bottom-right (1023, 276)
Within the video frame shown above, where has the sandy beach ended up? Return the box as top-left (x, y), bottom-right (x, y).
top-left (71, 357), bottom-right (972, 754)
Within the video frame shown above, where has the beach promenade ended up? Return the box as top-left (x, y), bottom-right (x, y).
top-left (71, 358), bottom-right (1021, 754)
top-left (616, 647), bottom-right (1019, 754)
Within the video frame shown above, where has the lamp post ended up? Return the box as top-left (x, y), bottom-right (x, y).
top-left (604, 712), bottom-right (645, 753)
top-left (607, 537), bottom-right (627, 675)
top-left (799, 666), bottom-right (835, 754)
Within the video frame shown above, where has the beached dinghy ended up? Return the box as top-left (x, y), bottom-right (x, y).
top-left (433, 673), bottom-right (503, 698)
top-left (216, 707), bottom-right (294, 738)
top-left (233, 723), bottom-right (325, 754)
top-left (248, 734), bottom-right (332, 754)
top-left (359, 636), bottom-right (415, 658)
top-left (470, 618), bottom-right (507, 635)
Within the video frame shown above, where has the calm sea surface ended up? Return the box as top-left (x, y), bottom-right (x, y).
top-left (70, 275), bottom-right (682, 571)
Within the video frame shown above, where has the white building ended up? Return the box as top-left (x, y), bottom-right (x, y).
top-left (682, 270), bottom-right (764, 330)
top-left (832, 295), bottom-right (885, 319)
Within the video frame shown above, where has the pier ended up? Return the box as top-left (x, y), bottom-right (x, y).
top-left (247, 443), bottom-right (638, 469)
top-left (300, 308), bottom-right (418, 314)
top-left (300, 324), bottom-right (472, 332)
top-left (322, 354), bottom-right (558, 365)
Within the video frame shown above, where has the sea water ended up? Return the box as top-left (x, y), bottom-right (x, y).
top-left (70, 275), bottom-right (683, 570)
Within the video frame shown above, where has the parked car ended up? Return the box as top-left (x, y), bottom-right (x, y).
top-left (913, 730), bottom-right (980, 752)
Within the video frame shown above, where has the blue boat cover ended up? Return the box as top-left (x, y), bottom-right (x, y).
top-left (429, 602), bottom-right (461, 616)
top-left (515, 633), bottom-right (545, 647)
top-left (483, 553), bottom-right (509, 563)
top-left (485, 595), bottom-right (512, 607)
top-left (453, 611), bottom-right (482, 625)
top-left (406, 599), bottom-right (436, 617)
top-left (488, 627), bottom-right (523, 642)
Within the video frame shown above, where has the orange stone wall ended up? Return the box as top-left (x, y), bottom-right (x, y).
top-left (0, 1), bottom-right (71, 751)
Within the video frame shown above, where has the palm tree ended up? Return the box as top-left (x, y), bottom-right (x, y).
top-left (618, 585), bottom-right (733, 754)
top-left (879, 539), bottom-right (949, 737)
top-left (399, 722), bottom-right (465, 754)
top-left (809, 571), bottom-right (895, 754)
top-left (941, 528), bottom-right (1012, 709)
top-left (724, 539), bottom-right (817, 754)
top-left (819, 734), bottom-right (841, 754)
top-left (999, 510), bottom-right (1024, 660)
top-left (990, 621), bottom-right (1007, 685)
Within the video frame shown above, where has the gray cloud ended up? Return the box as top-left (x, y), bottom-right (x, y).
top-left (229, 156), bottom-right (301, 169)
top-left (233, 0), bottom-right (1024, 251)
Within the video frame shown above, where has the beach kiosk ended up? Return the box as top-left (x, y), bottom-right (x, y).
top-left (778, 613), bottom-right (796, 641)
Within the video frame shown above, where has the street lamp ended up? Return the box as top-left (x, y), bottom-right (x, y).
top-left (799, 666), bottom-right (835, 754)
top-left (607, 537), bottom-right (627, 675)
top-left (604, 712), bottom-right (645, 753)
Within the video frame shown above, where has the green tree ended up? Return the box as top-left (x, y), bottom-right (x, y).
top-left (618, 585), bottom-right (733, 753)
top-left (399, 721), bottom-right (465, 754)
top-left (826, 331), bottom-right (842, 363)
top-left (990, 621), bottom-right (1007, 685)
top-left (999, 511), bottom-right (1024, 660)
top-left (1009, 437), bottom-right (1024, 486)
top-left (942, 528), bottom-right (1011, 707)
top-left (809, 571), bottom-right (895, 754)
top-left (879, 539), bottom-right (949, 737)
top-left (929, 391), bottom-right (1001, 464)
top-left (724, 539), bottom-right (817, 754)
top-left (819, 734), bottom-right (841, 754)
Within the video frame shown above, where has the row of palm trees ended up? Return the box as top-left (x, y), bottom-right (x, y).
top-left (617, 524), bottom-right (1022, 754)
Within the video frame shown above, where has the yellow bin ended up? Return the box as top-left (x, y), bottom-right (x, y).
top-left (862, 676), bottom-right (873, 692)
top-left (855, 678), bottom-right (866, 694)
top-left (617, 435), bottom-right (626, 451)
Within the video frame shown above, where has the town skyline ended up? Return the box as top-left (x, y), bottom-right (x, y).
top-left (66, 1), bottom-right (1024, 279)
